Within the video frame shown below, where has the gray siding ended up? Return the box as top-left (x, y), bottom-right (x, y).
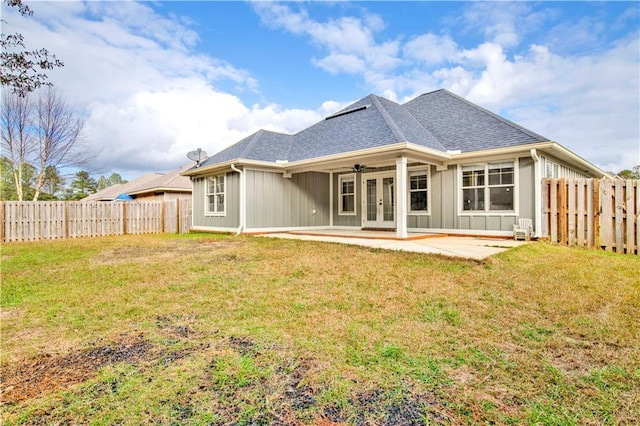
top-left (332, 173), bottom-right (362, 227)
top-left (192, 173), bottom-right (240, 229)
top-left (518, 157), bottom-right (535, 223)
top-left (245, 170), bottom-right (330, 229)
top-left (411, 158), bottom-right (535, 233)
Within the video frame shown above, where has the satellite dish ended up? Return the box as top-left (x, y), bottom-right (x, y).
top-left (187, 148), bottom-right (208, 167)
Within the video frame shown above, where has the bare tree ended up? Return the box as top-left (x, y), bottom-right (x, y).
top-left (1, 88), bottom-right (92, 200)
top-left (0, 89), bottom-right (34, 200)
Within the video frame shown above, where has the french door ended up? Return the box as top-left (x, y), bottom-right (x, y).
top-left (362, 172), bottom-right (395, 229)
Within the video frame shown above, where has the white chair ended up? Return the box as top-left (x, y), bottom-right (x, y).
top-left (513, 218), bottom-right (533, 241)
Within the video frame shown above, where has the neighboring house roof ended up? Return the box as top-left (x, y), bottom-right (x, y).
top-left (83, 165), bottom-right (192, 201)
top-left (83, 173), bottom-right (162, 201)
top-left (127, 164), bottom-right (192, 196)
top-left (185, 88), bottom-right (606, 178)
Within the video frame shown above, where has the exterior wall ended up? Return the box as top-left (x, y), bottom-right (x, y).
top-left (332, 172), bottom-right (362, 227)
top-left (245, 170), bottom-right (330, 229)
top-left (409, 157), bottom-right (535, 233)
top-left (163, 191), bottom-right (192, 201)
top-left (133, 191), bottom-right (191, 202)
top-left (191, 173), bottom-right (240, 230)
top-left (190, 155), bottom-right (539, 235)
top-left (540, 154), bottom-right (591, 179)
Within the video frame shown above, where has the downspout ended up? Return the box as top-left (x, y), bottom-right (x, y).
top-left (530, 149), bottom-right (542, 238)
top-left (230, 164), bottom-right (245, 236)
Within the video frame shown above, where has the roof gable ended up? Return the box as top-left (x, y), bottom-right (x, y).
top-left (192, 88), bottom-right (550, 170)
top-left (403, 89), bottom-right (548, 151)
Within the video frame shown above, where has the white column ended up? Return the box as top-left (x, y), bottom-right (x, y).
top-left (329, 172), bottom-right (334, 227)
top-left (396, 156), bottom-right (408, 238)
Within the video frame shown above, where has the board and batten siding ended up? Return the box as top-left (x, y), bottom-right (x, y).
top-left (191, 173), bottom-right (240, 229)
top-left (408, 159), bottom-right (535, 233)
top-left (332, 172), bottom-right (361, 227)
top-left (245, 170), bottom-right (330, 229)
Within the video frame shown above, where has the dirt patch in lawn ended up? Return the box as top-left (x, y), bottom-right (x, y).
top-left (0, 334), bottom-right (154, 404)
top-left (96, 238), bottom-right (243, 265)
top-left (204, 335), bottom-right (448, 425)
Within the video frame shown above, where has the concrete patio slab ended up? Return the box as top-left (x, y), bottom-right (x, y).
top-left (258, 232), bottom-right (529, 260)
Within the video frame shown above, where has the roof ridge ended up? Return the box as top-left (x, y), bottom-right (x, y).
top-left (369, 95), bottom-right (407, 143)
top-left (435, 89), bottom-right (549, 141)
top-left (240, 130), bottom-right (266, 158)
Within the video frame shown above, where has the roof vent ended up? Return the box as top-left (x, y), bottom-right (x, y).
top-left (325, 104), bottom-right (369, 120)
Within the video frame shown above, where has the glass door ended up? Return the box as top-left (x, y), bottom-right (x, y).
top-left (362, 173), bottom-right (395, 228)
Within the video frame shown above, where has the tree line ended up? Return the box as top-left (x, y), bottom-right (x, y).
top-left (0, 160), bottom-right (127, 201)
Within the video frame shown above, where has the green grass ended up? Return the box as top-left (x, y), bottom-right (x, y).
top-left (1, 233), bottom-right (639, 424)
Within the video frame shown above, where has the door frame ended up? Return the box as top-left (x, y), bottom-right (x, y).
top-left (361, 170), bottom-right (396, 229)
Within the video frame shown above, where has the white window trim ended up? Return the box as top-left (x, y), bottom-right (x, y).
top-left (338, 173), bottom-right (357, 216)
top-left (204, 174), bottom-right (226, 217)
top-left (457, 159), bottom-right (519, 216)
top-left (407, 166), bottom-right (431, 215)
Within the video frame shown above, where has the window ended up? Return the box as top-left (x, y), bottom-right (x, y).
top-left (462, 162), bottom-right (514, 212)
top-left (339, 174), bottom-right (355, 215)
top-left (545, 159), bottom-right (560, 178)
top-left (409, 170), bottom-right (428, 212)
top-left (206, 174), bottom-right (225, 215)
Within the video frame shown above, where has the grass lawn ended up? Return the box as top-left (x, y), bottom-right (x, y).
top-left (1, 233), bottom-right (639, 425)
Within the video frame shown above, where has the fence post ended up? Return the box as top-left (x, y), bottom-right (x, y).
top-left (161, 200), bottom-right (166, 233)
top-left (0, 202), bottom-right (4, 243)
top-left (175, 199), bottom-right (180, 234)
top-left (123, 202), bottom-right (128, 235)
top-left (625, 180), bottom-right (635, 254)
top-left (615, 180), bottom-right (624, 252)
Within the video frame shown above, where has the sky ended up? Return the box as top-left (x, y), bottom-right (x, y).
top-left (3, 0), bottom-right (639, 179)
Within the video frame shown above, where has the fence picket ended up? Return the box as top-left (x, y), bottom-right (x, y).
top-left (615, 180), bottom-right (624, 252)
top-left (541, 178), bottom-right (638, 255)
top-left (625, 180), bottom-right (635, 254)
top-left (2, 199), bottom-right (191, 242)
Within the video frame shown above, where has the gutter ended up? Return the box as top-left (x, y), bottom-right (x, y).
top-left (230, 164), bottom-right (245, 236)
top-left (530, 149), bottom-right (542, 238)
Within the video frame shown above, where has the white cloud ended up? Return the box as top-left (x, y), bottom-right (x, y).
top-left (254, 2), bottom-right (639, 172)
top-left (253, 2), bottom-right (401, 76)
top-left (3, 2), bottom-right (320, 178)
top-left (313, 53), bottom-right (366, 74)
top-left (404, 34), bottom-right (458, 65)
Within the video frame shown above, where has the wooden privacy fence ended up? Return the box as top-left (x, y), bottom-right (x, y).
top-left (1, 199), bottom-right (192, 242)
top-left (542, 178), bottom-right (639, 255)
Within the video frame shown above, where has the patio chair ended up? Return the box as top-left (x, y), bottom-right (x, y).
top-left (513, 218), bottom-right (533, 241)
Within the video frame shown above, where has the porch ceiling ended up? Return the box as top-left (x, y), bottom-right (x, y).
top-left (283, 144), bottom-right (447, 174)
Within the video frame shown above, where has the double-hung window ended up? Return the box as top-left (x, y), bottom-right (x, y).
top-left (462, 162), bottom-right (514, 212)
top-left (409, 170), bottom-right (428, 212)
top-left (338, 174), bottom-right (356, 215)
top-left (206, 174), bottom-right (225, 215)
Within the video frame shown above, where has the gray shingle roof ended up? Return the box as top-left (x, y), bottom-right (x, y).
top-left (128, 164), bottom-right (192, 195)
top-left (83, 173), bottom-right (162, 201)
top-left (403, 89), bottom-right (548, 151)
top-left (196, 89), bottom-right (549, 169)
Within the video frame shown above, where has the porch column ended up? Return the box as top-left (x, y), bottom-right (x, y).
top-left (396, 156), bottom-right (408, 238)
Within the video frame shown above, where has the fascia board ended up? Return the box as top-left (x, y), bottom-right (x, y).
top-left (543, 143), bottom-right (610, 178)
top-left (285, 143), bottom-right (450, 171)
top-left (444, 141), bottom-right (608, 178)
top-left (128, 187), bottom-right (191, 195)
top-left (180, 159), bottom-right (285, 176)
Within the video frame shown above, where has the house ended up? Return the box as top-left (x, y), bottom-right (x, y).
top-left (84, 165), bottom-right (191, 202)
top-left (125, 164), bottom-right (192, 202)
top-left (181, 89), bottom-right (607, 238)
